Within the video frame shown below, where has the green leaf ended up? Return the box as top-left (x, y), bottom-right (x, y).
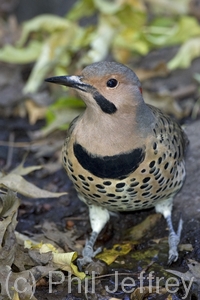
top-left (41, 107), bottom-right (83, 137)
top-left (46, 96), bottom-right (84, 126)
top-left (146, 16), bottom-right (200, 47)
top-left (18, 14), bottom-right (71, 46)
top-left (0, 41), bottom-right (41, 64)
top-left (168, 37), bottom-right (200, 70)
top-left (67, 0), bottom-right (95, 21)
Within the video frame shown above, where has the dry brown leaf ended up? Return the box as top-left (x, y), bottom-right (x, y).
top-left (42, 221), bottom-right (79, 252)
top-left (0, 173), bottom-right (66, 198)
top-left (143, 90), bottom-right (187, 119)
top-left (25, 99), bottom-right (47, 125)
top-left (125, 213), bottom-right (161, 240)
top-left (166, 259), bottom-right (200, 283)
top-left (131, 286), bottom-right (167, 300)
top-left (135, 62), bottom-right (169, 81)
top-left (0, 191), bottom-right (20, 266)
top-left (0, 265), bottom-right (56, 300)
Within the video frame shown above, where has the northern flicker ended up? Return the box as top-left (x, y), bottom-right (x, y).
top-left (45, 61), bottom-right (188, 267)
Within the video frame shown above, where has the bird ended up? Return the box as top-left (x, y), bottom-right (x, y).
top-left (45, 61), bottom-right (188, 268)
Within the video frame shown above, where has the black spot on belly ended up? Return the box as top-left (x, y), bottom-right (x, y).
top-left (164, 162), bottom-right (169, 169)
top-left (116, 182), bottom-right (126, 188)
top-left (96, 184), bottom-right (105, 189)
top-left (130, 181), bottom-right (139, 187)
top-left (153, 142), bottom-right (157, 150)
top-left (97, 189), bottom-right (106, 193)
top-left (154, 168), bottom-right (160, 176)
top-left (140, 183), bottom-right (149, 189)
top-left (73, 143), bottom-right (145, 179)
top-left (68, 159), bottom-right (72, 166)
top-left (115, 188), bottom-right (124, 193)
top-left (130, 178), bottom-right (136, 182)
top-left (68, 165), bottom-right (74, 173)
top-left (122, 199), bottom-right (129, 203)
top-left (143, 177), bottom-right (150, 183)
top-left (149, 167), bottom-right (156, 174)
top-left (129, 191), bottom-right (137, 195)
top-left (71, 174), bottom-right (77, 181)
top-left (93, 193), bottom-right (101, 198)
top-left (83, 186), bottom-right (90, 191)
top-left (78, 174), bottom-right (85, 181)
top-left (142, 192), bottom-right (150, 196)
top-left (127, 188), bottom-right (134, 192)
top-left (103, 181), bottom-right (112, 186)
top-left (149, 161), bottom-right (155, 168)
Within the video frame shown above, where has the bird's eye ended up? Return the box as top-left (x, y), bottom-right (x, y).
top-left (106, 78), bottom-right (118, 88)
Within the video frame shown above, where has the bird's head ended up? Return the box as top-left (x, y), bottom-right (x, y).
top-left (45, 61), bottom-right (144, 116)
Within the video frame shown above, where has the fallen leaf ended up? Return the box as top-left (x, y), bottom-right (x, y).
top-left (178, 243), bottom-right (193, 252)
top-left (0, 41), bottom-right (42, 64)
top-left (0, 265), bottom-right (55, 300)
top-left (25, 241), bottom-right (85, 279)
top-left (135, 62), bottom-right (169, 81)
top-left (0, 191), bottom-right (19, 266)
top-left (168, 37), bottom-right (200, 70)
top-left (145, 0), bottom-right (189, 15)
top-left (17, 14), bottom-right (71, 46)
top-left (25, 99), bottom-right (47, 125)
top-left (32, 108), bottom-right (82, 139)
top-left (42, 221), bottom-right (79, 252)
top-left (96, 243), bottom-right (133, 265)
top-left (0, 161), bottom-right (66, 199)
top-left (0, 173), bottom-right (66, 199)
top-left (143, 90), bottom-right (187, 119)
top-left (10, 160), bottom-right (42, 176)
top-left (125, 214), bottom-right (161, 240)
top-left (166, 259), bottom-right (200, 283)
top-left (131, 286), bottom-right (167, 300)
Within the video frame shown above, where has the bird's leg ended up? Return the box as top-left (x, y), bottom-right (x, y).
top-left (165, 215), bottom-right (183, 265)
top-left (155, 198), bottom-right (183, 264)
top-left (77, 205), bottom-right (110, 269)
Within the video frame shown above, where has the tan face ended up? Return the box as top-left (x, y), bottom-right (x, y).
top-left (78, 73), bottom-right (143, 113)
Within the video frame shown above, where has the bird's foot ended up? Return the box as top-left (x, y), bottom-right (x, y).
top-left (167, 218), bottom-right (183, 265)
top-left (77, 239), bottom-right (102, 270)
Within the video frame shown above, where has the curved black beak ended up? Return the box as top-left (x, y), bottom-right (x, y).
top-left (45, 75), bottom-right (91, 92)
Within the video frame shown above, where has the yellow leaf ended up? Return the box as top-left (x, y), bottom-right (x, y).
top-left (24, 241), bottom-right (85, 279)
top-left (53, 252), bottom-right (85, 279)
top-left (12, 291), bottom-right (20, 300)
top-left (40, 243), bottom-right (59, 253)
top-left (96, 243), bottom-right (133, 265)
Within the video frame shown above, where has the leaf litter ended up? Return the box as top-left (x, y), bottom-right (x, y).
top-left (0, 161), bottom-right (66, 199)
